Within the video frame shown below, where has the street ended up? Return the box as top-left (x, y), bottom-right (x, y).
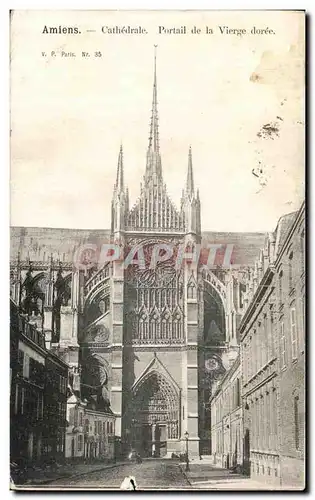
top-left (15, 459), bottom-right (281, 491)
top-left (32, 459), bottom-right (191, 490)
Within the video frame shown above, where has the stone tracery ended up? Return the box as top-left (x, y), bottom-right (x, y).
top-left (125, 259), bottom-right (184, 344)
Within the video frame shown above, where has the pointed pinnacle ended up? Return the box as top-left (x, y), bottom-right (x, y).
top-left (116, 144), bottom-right (124, 191)
top-left (148, 45), bottom-right (159, 153)
top-left (186, 146), bottom-right (194, 196)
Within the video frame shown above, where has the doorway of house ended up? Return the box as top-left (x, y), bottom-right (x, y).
top-left (243, 428), bottom-right (250, 476)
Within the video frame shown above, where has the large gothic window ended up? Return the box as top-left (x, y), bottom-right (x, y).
top-left (84, 293), bottom-right (110, 328)
top-left (203, 282), bottom-right (226, 345)
top-left (125, 244), bottom-right (184, 345)
top-left (80, 355), bottom-right (110, 410)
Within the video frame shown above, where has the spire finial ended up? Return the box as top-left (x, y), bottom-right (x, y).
top-left (148, 45), bottom-right (159, 153)
top-left (186, 146), bottom-right (194, 197)
top-left (144, 46), bottom-right (163, 186)
top-left (115, 144), bottom-right (124, 191)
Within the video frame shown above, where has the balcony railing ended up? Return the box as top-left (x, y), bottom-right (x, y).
top-left (19, 316), bottom-right (45, 348)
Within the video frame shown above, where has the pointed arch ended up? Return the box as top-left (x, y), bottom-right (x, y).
top-left (149, 305), bottom-right (160, 342)
top-left (202, 268), bottom-right (227, 309)
top-left (203, 277), bottom-right (226, 345)
top-left (161, 305), bottom-right (171, 340)
top-left (84, 283), bottom-right (110, 329)
top-left (187, 271), bottom-right (197, 299)
top-left (130, 370), bottom-right (180, 439)
top-left (81, 353), bottom-right (110, 407)
top-left (131, 353), bottom-right (180, 395)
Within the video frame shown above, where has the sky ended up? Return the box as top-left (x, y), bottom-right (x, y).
top-left (10, 10), bottom-right (305, 232)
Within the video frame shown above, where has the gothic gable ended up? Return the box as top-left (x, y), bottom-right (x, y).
top-left (131, 352), bottom-right (180, 395)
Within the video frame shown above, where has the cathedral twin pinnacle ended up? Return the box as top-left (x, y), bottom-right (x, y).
top-left (112, 48), bottom-right (200, 235)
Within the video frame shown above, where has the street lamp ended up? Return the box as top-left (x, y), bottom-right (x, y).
top-left (131, 419), bottom-right (136, 450)
top-left (184, 431), bottom-right (190, 472)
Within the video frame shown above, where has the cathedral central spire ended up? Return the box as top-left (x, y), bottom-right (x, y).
top-left (148, 45), bottom-right (159, 153)
top-left (145, 46), bottom-right (162, 186)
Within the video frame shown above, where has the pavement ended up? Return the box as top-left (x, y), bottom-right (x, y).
top-left (179, 462), bottom-right (282, 490)
top-left (12, 458), bottom-right (286, 491)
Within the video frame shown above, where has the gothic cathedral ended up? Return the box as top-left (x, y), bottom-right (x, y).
top-left (10, 52), bottom-right (247, 458)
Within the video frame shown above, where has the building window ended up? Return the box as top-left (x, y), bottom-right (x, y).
top-left (20, 387), bottom-right (25, 415)
top-left (23, 353), bottom-right (30, 378)
top-left (107, 421), bottom-right (109, 433)
top-left (17, 350), bottom-right (24, 375)
top-left (78, 434), bottom-right (83, 452)
top-left (290, 308), bottom-right (297, 360)
top-left (79, 412), bottom-right (83, 427)
top-left (74, 407), bottom-right (78, 427)
top-left (60, 375), bottom-right (67, 394)
top-left (279, 270), bottom-right (283, 305)
top-left (269, 309), bottom-right (275, 357)
top-left (236, 378), bottom-right (241, 407)
top-left (261, 316), bottom-right (267, 367)
top-left (103, 422), bottom-right (105, 434)
top-left (300, 231), bottom-right (305, 274)
top-left (243, 343), bottom-right (247, 383)
top-left (294, 396), bottom-right (300, 450)
top-left (37, 393), bottom-right (43, 419)
top-left (94, 421), bottom-right (97, 435)
top-left (253, 330), bottom-right (259, 373)
top-left (288, 252), bottom-right (294, 290)
top-left (280, 321), bottom-right (286, 369)
top-left (84, 419), bottom-right (89, 433)
top-left (110, 422), bottom-right (113, 434)
top-left (14, 384), bottom-right (19, 414)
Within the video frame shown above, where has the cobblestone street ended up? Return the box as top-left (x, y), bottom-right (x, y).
top-left (18, 459), bottom-right (191, 490)
top-left (13, 459), bottom-right (286, 491)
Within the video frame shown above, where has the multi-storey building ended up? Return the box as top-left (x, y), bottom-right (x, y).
top-left (83, 405), bottom-right (115, 460)
top-left (239, 201), bottom-right (305, 488)
top-left (210, 356), bottom-right (242, 470)
top-left (10, 299), bottom-right (68, 466)
top-left (10, 299), bottom-right (46, 464)
top-left (10, 53), bottom-right (270, 458)
top-left (66, 387), bottom-right (116, 461)
top-left (42, 351), bottom-right (68, 461)
top-left (275, 202), bottom-right (305, 488)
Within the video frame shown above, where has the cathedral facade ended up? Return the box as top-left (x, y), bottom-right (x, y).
top-left (10, 54), bottom-right (262, 458)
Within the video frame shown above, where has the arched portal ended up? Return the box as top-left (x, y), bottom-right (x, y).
top-left (203, 281), bottom-right (226, 345)
top-left (199, 279), bottom-right (227, 455)
top-left (80, 354), bottom-right (110, 410)
top-left (128, 371), bottom-right (179, 457)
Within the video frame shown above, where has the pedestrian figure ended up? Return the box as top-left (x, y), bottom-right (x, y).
top-left (120, 476), bottom-right (137, 490)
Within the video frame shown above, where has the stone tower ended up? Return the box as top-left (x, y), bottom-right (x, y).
top-left (108, 48), bottom-right (204, 457)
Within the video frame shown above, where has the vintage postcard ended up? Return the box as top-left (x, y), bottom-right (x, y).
top-left (10, 10), bottom-right (305, 491)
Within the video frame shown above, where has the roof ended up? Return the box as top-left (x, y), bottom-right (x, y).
top-left (273, 211), bottom-right (298, 259)
top-left (10, 226), bottom-right (266, 267)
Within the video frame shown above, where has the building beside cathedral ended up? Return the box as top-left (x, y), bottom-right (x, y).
top-left (240, 201), bottom-right (305, 488)
top-left (65, 390), bottom-right (116, 461)
top-left (10, 53), bottom-right (275, 459)
top-left (10, 299), bottom-right (68, 465)
top-left (210, 356), bottom-right (242, 470)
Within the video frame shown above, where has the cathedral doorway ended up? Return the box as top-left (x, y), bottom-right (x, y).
top-left (129, 371), bottom-right (179, 457)
top-left (132, 423), bottom-right (167, 457)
